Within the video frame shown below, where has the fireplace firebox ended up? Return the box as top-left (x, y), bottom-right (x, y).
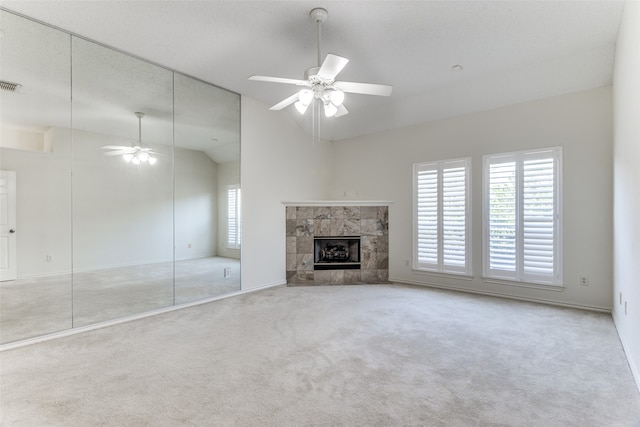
top-left (314, 237), bottom-right (361, 270)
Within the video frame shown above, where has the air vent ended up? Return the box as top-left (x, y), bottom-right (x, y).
top-left (0, 80), bottom-right (22, 92)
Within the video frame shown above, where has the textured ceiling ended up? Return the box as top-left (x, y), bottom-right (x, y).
top-left (0, 0), bottom-right (624, 142)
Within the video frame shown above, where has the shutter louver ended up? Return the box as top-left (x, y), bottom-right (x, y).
top-left (442, 166), bottom-right (466, 268)
top-left (488, 161), bottom-right (516, 272)
top-left (523, 157), bottom-right (554, 277)
top-left (227, 185), bottom-right (241, 249)
top-left (416, 169), bottom-right (438, 266)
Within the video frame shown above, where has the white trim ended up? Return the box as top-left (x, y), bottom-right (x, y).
top-left (389, 277), bottom-right (610, 313)
top-left (411, 269), bottom-right (474, 281)
top-left (481, 276), bottom-right (566, 291)
top-left (0, 282), bottom-right (284, 352)
top-left (282, 200), bottom-right (393, 206)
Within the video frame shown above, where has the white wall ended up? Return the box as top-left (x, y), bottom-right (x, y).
top-left (330, 87), bottom-right (613, 311)
top-left (240, 96), bottom-right (333, 290)
top-left (0, 128), bottom-right (72, 277)
top-left (72, 129), bottom-right (174, 271)
top-left (0, 127), bottom-right (219, 277)
top-left (613, 0), bottom-right (640, 390)
top-left (175, 148), bottom-right (219, 261)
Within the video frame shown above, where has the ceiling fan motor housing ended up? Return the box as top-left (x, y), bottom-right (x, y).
top-left (310, 8), bottom-right (328, 23)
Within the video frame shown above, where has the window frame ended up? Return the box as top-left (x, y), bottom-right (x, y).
top-left (482, 146), bottom-right (563, 286)
top-left (413, 157), bottom-right (472, 276)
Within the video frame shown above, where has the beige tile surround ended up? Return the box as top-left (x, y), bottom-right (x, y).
top-left (284, 203), bottom-right (390, 286)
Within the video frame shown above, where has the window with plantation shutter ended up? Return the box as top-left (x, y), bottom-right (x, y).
top-left (227, 185), bottom-right (241, 249)
top-left (414, 158), bottom-right (471, 275)
top-left (483, 147), bottom-right (562, 286)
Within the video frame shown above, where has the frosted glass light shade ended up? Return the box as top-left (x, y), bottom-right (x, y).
top-left (329, 89), bottom-right (344, 106)
top-left (324, 102), bottom-right (337, 117)
top-left (298, 89), bottom-right (313, 105)
top-left (295, 101), bottom-right (310, 115)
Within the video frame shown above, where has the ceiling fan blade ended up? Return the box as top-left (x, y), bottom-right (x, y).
top-left (335, 81), bottom-right (393, 96)
top-left (249, 75), bottom-right (308, 86)
top-left (104, 149), bottom-right (135, 156)
top-left (269, 93), bottom-right (300, 111)
top-left (317, 54), bottom-right (349, 81)
top-left (101, 145), bottom-right (131, 150)
top-left (335, 104), bottom-right (349, 118)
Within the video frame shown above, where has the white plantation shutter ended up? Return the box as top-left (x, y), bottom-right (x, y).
top-left (414, 158), bottom-right (471, 275)
top-left (483, 148), bottom-right (562, 285)
top-left (488, 159), bottom-right (516, 272)
top-left (227, 185), bottom-right (241, 249)
top-left (442, 166), bottom-right (467, 268)
top-left (416, 168), bottom-right (438, 266)
top-left (522, 153), bottom-right (556, 281)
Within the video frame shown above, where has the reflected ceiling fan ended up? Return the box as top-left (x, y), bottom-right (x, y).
top-left (249, 7), bottom-right (392, 118)
top-left (102, 112), bottom-right (158, 165)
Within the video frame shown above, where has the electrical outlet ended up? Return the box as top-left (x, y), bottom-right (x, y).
top-left (224, 267), bottom-right (231, 279)
top-left (579, 276), bottom-right (589, 286)
top-left (46, 255), bottom-right (53, 262)
top-left (188, 243), bottom-right (192, 248)
top-left (405, 259), bottom-right (410, 267)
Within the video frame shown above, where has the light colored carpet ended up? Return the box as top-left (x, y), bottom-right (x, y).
top-left (0, 257), bottom-right (240, 344)
top-left (1, 284), bottom-right (639, 426)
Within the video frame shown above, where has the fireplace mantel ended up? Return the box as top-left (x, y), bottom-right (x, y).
top-left (282, 200), bottom-right (393, 207)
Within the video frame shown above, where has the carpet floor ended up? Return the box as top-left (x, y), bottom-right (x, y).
top-left (0, 257), bottom-right (240, 344)
top-left (1, 284), bottom-right (639, 426)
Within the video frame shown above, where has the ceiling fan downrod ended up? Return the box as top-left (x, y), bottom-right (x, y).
top-left (310, 8), bottom-right (328, 68)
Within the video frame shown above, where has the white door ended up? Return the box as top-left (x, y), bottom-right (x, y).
top-left (0, 170), bottom-right (17, 281)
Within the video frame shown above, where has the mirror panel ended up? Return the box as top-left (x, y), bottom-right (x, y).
top-left (174, 74), bottom-right (241, 303)
top-left (0, 10), bottom-right (241, 345)
top-left (0, 11), bottom-right (73, 343)
top-left (70, 37), bottom-right (175, 327)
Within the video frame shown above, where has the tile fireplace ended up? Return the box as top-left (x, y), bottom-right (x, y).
top-left (284, 201), bottom-right (390, 286)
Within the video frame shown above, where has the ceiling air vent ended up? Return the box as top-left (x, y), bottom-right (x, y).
top-left (0, 80), bottom-right (22, 92)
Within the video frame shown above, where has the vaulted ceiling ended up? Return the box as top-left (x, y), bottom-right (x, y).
top-left (0, 1), bottom-right (624, 142)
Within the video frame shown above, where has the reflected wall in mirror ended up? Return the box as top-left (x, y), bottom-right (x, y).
top-left (70, 37), bottom-right (176, 327)
top-left (174, 74), bottom-right (241, 304)
top-left (0, 11), bottom-right (73, 343)
top-left (0, 9), bottom-right (241, 345)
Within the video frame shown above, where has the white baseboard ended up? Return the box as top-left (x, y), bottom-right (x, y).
top-left (241, 280), bottom-right (286, 292)
top-left (389, 277), bottom-right (611, 313)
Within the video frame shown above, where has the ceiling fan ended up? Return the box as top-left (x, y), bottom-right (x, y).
top-left (248, 7), bottom-right (392, 118)
top-left (102, 112), bottom-right (158, 165)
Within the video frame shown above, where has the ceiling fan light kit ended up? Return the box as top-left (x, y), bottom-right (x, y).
top-left (248, 7), bottom-right (392, 121)
top-left (102, 112), bottom-right (158, 165)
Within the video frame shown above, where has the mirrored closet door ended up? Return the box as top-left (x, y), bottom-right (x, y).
top-left (0, 9), bottom-right (241, 345)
